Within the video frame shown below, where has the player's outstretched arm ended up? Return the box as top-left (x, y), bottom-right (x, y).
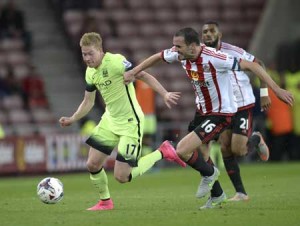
top-left (253, 58), bottom-right (271, 111)
top-left (240, 60), bottom-right (294, 106)
top-left (124, 53), bottom-right (162, 85)
top-left (136, 71), bottom-right (181, 109)
top-left (59, 91), bottom-right (96, 127)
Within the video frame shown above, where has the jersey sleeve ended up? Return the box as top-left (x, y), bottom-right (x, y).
top-left (85, 69), bottom-right (97, 92)
top-left (241, 50), bottom-right (255, 62)
top-left (122, 58), bottom-right (133, 71)
top-left (161, 47), bottom-right (179, 63)
top-left (117, 54), bottom-right (133, 74)
top-left (209, 49), bottom-right (240, 71)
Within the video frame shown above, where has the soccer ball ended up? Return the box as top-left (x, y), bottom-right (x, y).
top-left (37, 177), bottom-right (64, 204)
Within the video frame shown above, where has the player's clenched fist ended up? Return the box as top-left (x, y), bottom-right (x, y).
top-left (59, 117), bottom-right (73, 127)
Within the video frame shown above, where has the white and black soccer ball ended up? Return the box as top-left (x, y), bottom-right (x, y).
top-left (37, 177), bottom-right (64, 204)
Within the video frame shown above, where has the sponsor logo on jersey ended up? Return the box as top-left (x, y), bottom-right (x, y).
top-left (123, 60), bottom-right (132, 70)
top-left (96, 80), bottom-right (112, 90)
top-left (191, 80), bottom-right (210, 88)
top-left (202, 64), bottom-right (211, 72)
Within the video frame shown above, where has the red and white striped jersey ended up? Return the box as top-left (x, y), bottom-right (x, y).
top-left (219, 42), bottom-right (255, 109)
top-left (162, 44), bottom-right (238, 116)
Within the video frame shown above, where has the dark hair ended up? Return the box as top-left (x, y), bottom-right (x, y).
top-left (203, 20), bottom-right (220, 27)
top-left (175, 27), bottom-right (200, 45)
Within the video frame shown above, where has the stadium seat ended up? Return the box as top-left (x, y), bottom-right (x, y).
top-left (0, 38), bottom-right (25, 52)
top-left (103, 38), bottom-right (128, 54)
top-left (0, 64), bottom-right (8, 78)
top-left (31, 109), bottom-right (56, 124)
top-left (37, 123), bottom-right (61, 135)
top-left (13, 64), bottom-right (30, 80)
top-left (131, 50), bottom-right (152, 64)
top-left (200, 8), bottom-right (221, 21)
top-left (110, 9), bottom-right (132, 23)
top-left (63, 10), bottom-right (85, 27)
top-left (0, 110), bottom-right (8, 125)
top-left (216, 22), bottom-right (235, 36)
top-left (173, 0), bottom-right (198, 10)
top-left (128, 0), bottom-right (150, 9)
top-left (222, 0), bottom-right (242, 8)
top-left (134, 10), bottom-right (154, 24)
top-left (63, 10), bottom-right (85, 40)
top-left (149, 0), bottom-right (174, 9)
top-left (8, 109), bottom-right (32, 124)
top-left (149, 37), bottom-right (171, 51)
top-left (243, 0), bottom-right (265, 9)
top-left (245, 8), bottom-right (264, 21)
top-left (160, 22), bottom-right (181, 37)
top-left (6, 51), bottom-right (29, 65)
top-left (2, 124), bottom-right (15, 136)
top-left (2, 95), bottom-right (24, 110)
top-left (13, 123), bottom-right (38, 136)
top-left (0, 53), bottom-right (6, 65)
top-left (116, 22), bottom-right (139, 37)
top-left (95, 22), bottom-right (112, 38)
top-left (154, 9), bottom-right (176, 23)
top-left (128, 38), bottom-right (151, 51)
top-left (222, 8), bottom-right (243, 22)
top-left (177, 9), bottom-right (198, 24)
top-left (139, 23), bottom-right (162, 37)
top-left (197, 0), bottom-right (221, 9)
top-left (102, 0), bottom-right (124, 9)
top-left (86, 9), bottom-right (106, 19)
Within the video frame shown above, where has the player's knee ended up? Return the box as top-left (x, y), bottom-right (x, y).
top-left (114, 173), bottom-right (129, 184)
top-left (220, 142), bottom-right (231, 156)
top-left (86, 159), bottom-right (100, 172)
top-left (231, 146), bottom-right (247, 157)
top-left (230, 135), bottom-right (248, 156)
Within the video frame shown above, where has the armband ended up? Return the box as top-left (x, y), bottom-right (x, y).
top-left (260, 88), bottom-right (269, 97)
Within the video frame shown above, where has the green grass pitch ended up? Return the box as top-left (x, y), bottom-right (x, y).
top-left (0, 162), bottom-right (300, 226)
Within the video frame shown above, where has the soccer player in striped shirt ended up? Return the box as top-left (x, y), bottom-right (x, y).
top-left (124, 27), bottom-right (294, 209)
top-left (190, 21), bottom-right (272, 202)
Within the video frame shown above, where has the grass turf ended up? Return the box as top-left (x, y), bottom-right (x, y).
top-left (0, 162), bottom-right (300, 226)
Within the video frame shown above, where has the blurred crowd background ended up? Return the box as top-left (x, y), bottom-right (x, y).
top-left (0, 0), bottom-right (299, 171)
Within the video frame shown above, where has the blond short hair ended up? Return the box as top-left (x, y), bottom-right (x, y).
top-left (79, 32), bottom-right (102, 49)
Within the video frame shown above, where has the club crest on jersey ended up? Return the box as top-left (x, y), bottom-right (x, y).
top-left (190, 71), bottom-right (199, 80)
top-left (202, 64), bottom-right (211, 72)
top-left (102, 68), bottom-right (108, 77)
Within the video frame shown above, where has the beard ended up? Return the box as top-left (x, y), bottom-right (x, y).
top-left (204, 38), bottom-right (219, 49)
